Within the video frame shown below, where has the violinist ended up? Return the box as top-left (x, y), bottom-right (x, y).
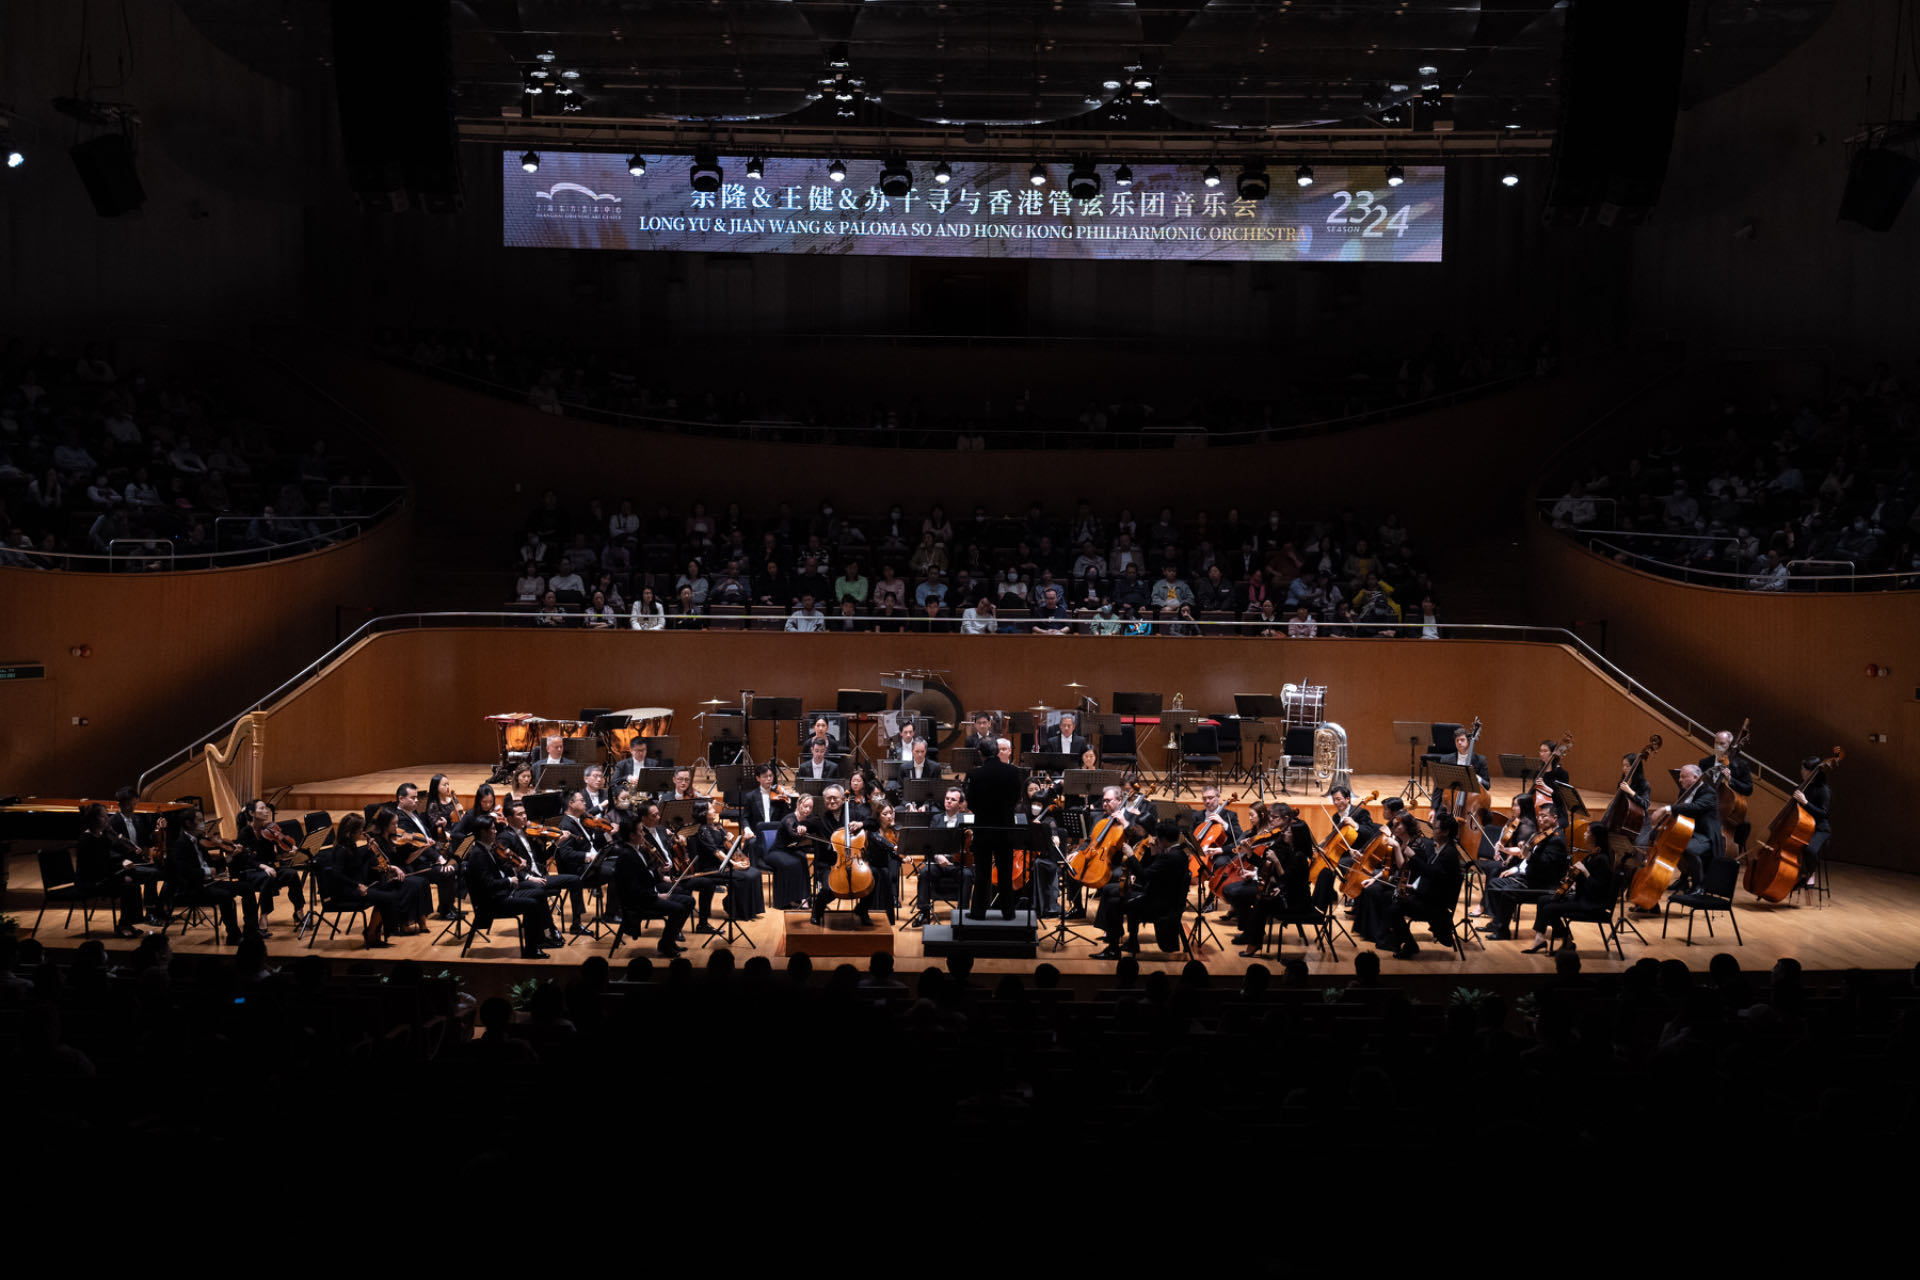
top-left (367, 808), bottom-right (433, 932)
top-left (326, 813), bottom-right (411, 949)
top-left (689, 800), bottom-right (762, 924)
top-left (1704, 729), bottom-right (1754, 853)
top-left (1792, 754), bottom-right (1833, 887)
top-left (913, 786), bottom-right (973, 922)
top-left (810, 784), bottom-right (878, 928)
top-left (1090, 818), bottom-right (1190, 960)
top-left (464, 816), bottom-right (554, 960)
top-left (394, 784), bottom-right (459, 919)
top-left (1524, 842), bottom-right (1615, 954)
top-left (1646, 762), bottom-right (1723, 897)
top-left (452, 783), bottom-right (501, 841)
top-left (867, 803), bottom-right (902, 925)
top-left (664, 767), bottom-right (698, 805)
top-left (1384, 809), bottom-right (1464, 959)
top-left (1481, 805), bottom-right (1569, 941)
top-left (582, 764), bottom-right (612, 816)
top-left (1024, 774), bottom-right (1068, 918)
top-left (730, 762), bottom-right (791, 865)
top-left (1472, 808), bottom-right (1535, 914)
top-left (611, 809), bottom-right (692, 956)
top-left (609, 738), bottom-right (655, 793)
top-left (551, 789), bottom-right (602, 934)
top-left (424, 772), bottom-right (464, 832)
top-left (498, 802), bottom-right (566, 948)
top-left (767, 793), bottom-right (817, 909)
top-left (76, 801), bottom-right (147, 938)
top-left (1229, 804), bottom-right (1313, 954)
top-left (234, 798), bottom-right (306, 927)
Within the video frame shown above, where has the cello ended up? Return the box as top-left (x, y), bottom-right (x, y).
top-left (826, 808), bottom-right (875, 900)
top-left (1189, 792), bottom-right (1242, 879)
top-left (1744, 746), bottom-right (1842, 903)
top-left (1065, 783), bottom-right (1149, 888)
top-left (1308, 789), bottom-right (1379, 887)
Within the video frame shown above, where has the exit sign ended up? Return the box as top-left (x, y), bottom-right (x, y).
top-left (0, 664), bottom-right (46, 681)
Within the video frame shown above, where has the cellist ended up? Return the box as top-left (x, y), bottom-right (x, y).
top-left (810, 784), bottom-right (878, 928)
top-left (1231, 806), bottom-right (1313, 956)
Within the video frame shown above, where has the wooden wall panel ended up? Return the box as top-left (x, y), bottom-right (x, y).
top-left (0, 513), bottom-right (412, 798)
top-left (1529, 523), bottom-right (1915, 868)
top-left (238, 628), bottom-right (1744, 819)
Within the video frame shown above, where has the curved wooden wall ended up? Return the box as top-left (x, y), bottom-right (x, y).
top-left (225, 625), bottom-right (1761, 820)
top-left (1528, 522), bottom-right (1914, 867)
top-left (0, 512), bottom-right (413, 799)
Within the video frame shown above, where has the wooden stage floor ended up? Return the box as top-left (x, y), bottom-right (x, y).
top-left (14, 761), bottom-right (1910, 985)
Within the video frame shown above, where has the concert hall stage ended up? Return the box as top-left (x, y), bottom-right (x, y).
top-left (12, 765), bottom-right (1902, 998)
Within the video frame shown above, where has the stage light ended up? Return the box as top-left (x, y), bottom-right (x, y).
top-left (828, 158), bottom-right (847, 182)
top-left (520, 150), bottom-right (540, 173)
top-left (1501, 168), bottom-right (1520, 187)
top-left (1068, 159), bottom-right (1101, 200)
top-left (1202, 164), bottom-right (1222, 188)
top-left (536, 50), bottom-right (556, 63)
top-left (627, 154), bottom-right (647, 177)
top-left (1114, 163), bottom-right (1133, 186)
top-left (1294, 164), bottom-right (1314, 188)
top-left (1385, 164), bottom-right (1404, 187)
top-left (1236, 162), bottom-right (1269, 201)
top-left (880, 156), bottom-right (913, 198)
top-left (746, 156), bottom-right (764, 179)
top-left (1102, 78), bottom-right (1122, 91)
top-left (933, 160), bottom-right (952, 184)
top-left (1029, 162), bottom-right (1047, 187)
top-left (523, 77), bottom-right (542, 96)
top-left (689, 148), bottom-right (723, 192)
top-left (5, 149), bottom-right (21, 169)
top-left (1417, 64), bottom-right (1438, 77)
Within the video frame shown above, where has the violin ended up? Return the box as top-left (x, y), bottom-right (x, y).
top-left (389, 830), bottom-right (435, 850)
top-left (583, 814), bottom-right (615, 832)
top-left (148, 816), bottom-right (168, 864)
top-left (263, 822), bottom-right (299, 856)
top-left (524, 822), bottom-right (567, 840)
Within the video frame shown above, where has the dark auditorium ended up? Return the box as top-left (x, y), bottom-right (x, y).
top-left (4, 1), bottom-right (1919, 1175)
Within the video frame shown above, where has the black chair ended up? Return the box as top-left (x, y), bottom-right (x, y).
top-left (1099, 728), bottom-right (1139, 773)
top-left (460, 907), bottom-right (527, 958)
top-left (1552, 878), bottom-right (1627, 960)
top-left (1663, 857), bottom-right (1743, 947)
top-left (32, 846), bottom-right (105, 938)
top-left (1177, 727), bottom-right (1223, 787)
top-left (301, 811), bottom-right (331, 836)
top-left (305, 852), bottom-right (372, 949)
top-left (1268, 867), bottom-right (1343, 960)
top-left (1280, 727), bottom-right (1317, 790)
top-left (1212, 715), bottom-right (1245, 780)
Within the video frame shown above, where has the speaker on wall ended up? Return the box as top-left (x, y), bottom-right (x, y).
top-left (68, 132), bottom-right (146, 218)
top-left (330, 0), bottom-right (463, 213)
top-left (1543, 0), bottom-right (1690, 227)
top-left (1839, 147), bottom-right (1920, 232)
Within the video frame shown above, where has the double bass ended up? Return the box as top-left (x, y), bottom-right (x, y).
top-left (1744, 746), bottom-right (1842, 903)
top-left (1597, 733), bottom-right (1661, 842)
top-left (1716, 719), bottom-right (1753, 832)
top-left (1629, 762), bottom-right (1719, 910)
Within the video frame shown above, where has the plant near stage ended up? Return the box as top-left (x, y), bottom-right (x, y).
top-left (510, 976), bottom-right (546, 1010)
top-left (1449, 986), bottom-right (1491, 1009)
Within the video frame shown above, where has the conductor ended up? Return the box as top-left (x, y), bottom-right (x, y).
top-left (964, 736), bottom-right (1026, 920)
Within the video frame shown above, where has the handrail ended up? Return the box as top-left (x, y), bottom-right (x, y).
top-left (136, 612), bottom-right (1797, 797)
top-left (1558, 526), bottom-right (1739, 548)
top-left (211, 513), bottom-right (366, 551)
top-left (1580, 537), bottom-right (1915, 591)
top-left (0, 493), bottom-right (403, 572)
top-left (108, 538), bottom-right (174, 572)
top-left (1536, 495), bottom-right (1619, 523)
top-left (385, 350), bottom-right (1535, 448)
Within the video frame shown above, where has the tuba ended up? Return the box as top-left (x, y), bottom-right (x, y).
top-left (1312, 722), bottom-right (1351, 794)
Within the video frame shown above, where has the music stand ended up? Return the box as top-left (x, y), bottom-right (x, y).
top-left (659, 798), bottom-right (702, 828)
top-left (713, 764), bottom-right (747, 796)
top-left (1235, 694), bottom-right (1288, 797)
top-left (894, 808), bottom-right (932, 829)
top-left (1024, 751), bottom-right (1076, 777)
top-left (942, 746), bottom-right (980, 776)
top-left (793, 777), bottom-right (833, 799)
top-left (634, 767), bottom-right (679, 797)
top-left (1112, 691), bottom-right (1165, 784)
top-left (1549, 781), bottom-right (1587, 820)
top-left (901, 778), bottom-right (948, 811)
top-left (705, 713), bottom-right (746, 767)
top-left (1064, 767), bottom-right (1124, 799)
top-left (534, 763), bottom-right (587, 795)
top-left (836, 689), bottom-right (887, 768)
top-left (750, 696), bottom-right (803, 778)
top-left (1161, 709), bottom-right (1205, 794)
top-left (522, 790), bottom-right (565, 822)
top-left (874, 760), bottom-right (903, 788)
top-left (897, 827), bottom-right (964, 926)
top-left (1391, 719), bottom-right (1431, 804)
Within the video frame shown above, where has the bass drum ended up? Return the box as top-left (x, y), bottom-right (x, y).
top-left (901, 682), bottom-right (965, 750)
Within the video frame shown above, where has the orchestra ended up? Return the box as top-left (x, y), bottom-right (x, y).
top-left (61, 710), bottom-right (1834, 974)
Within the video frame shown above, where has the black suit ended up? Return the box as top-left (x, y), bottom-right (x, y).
top-left (1485, 832), bottom-right (1569, 933)
top-left (797, 758), bottom-right (840, 782)
top-left (1387, 837), bottom-right (1464, 950)
top-left (1798, 774), bottom-right (1832, 880)
top-left (549, 814), bottom-right (600, 924)
top-left (965, 758), bottom-right (1026, 916)
top-left (164, 831), bottom-right (247, 939)
top-left (610, 757), bottom-right (655, 793)
top-left (234, 824), bottom-right (306, 917)
top-left (611, 838), bottom-right (691, 948)
top-left (77, 829), bottom-right (144, 931)
top-left (1096, 842), bottom-right (1190, 949)
top-left (1702, 753), bottom-right (1754, 849)
top-left (114, 809), bottom-right (166, 915)
top-left (394, 808), bottom-right (457, 915)
top-left (467, 841), bottom-right (553, 952)
top-left (1041, 733), bottom-right (1090, 758)
top-left (1670, 780), bottom-right (1724, 886)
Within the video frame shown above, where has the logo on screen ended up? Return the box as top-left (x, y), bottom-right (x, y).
top-left (534, 182), bottom-right (623, 221)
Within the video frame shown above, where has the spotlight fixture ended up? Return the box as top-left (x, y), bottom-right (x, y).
top-left (520, 150), bottom-right (540, 173)
top-left (879, 156), bottom-right (913, 198)
top-left (1102, 78), bottom-right (1122, 91)
top-left (828, 158), bottom-right (847, 182)
top-left (627, 154), bottom-right (647, 177)
top-left (745, 156), bottom-right (764, 179)
top-left (689, 148), bottom-right (723, 193)
top-left (5, 143), bottom-right (22, 170)
top-left (1068, 159), bottom-right (1101, 200)
top-left (1417, 64), bottom-right (1438, 77)
top-left (933, 160), bottom-right (952, 184)
top-left (1501, 168), bottom-right (1520, 188)
top-left (1029, 162), bottom-right (1047, 187)
top-left (1236, 161), bottom-right (1269, 201)
top-left (1202, 164), bottom-right (1222, 188)
top-left (1114, 163), bottom-right (1133, 187)
top-left (536, 50), bottom-right (557, 63)
top-left (1385, 164), bottom-right (1405, 187)
top-left (1294, 164), bottom-right (1314, 188)
top-left (523, 76), bottom-right (543, 96)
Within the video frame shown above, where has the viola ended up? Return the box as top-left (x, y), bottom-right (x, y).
top-left (1744, 746), bottom-right (1842, 903)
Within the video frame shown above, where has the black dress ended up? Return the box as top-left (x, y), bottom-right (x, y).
top-left (327, 840), bottom-right (417, 928)
top-left (766, 813), bottom-right (815, 908)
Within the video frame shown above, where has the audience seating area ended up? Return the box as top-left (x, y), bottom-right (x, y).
top-left (0, 337), bottom-right (402, 571)
top-left (1544, 361), bottom-right (1920, 590)
top-left (508, 491), bottom-right (1443, 636)
top-left (3, 933), bottom-right (1913, 1164)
